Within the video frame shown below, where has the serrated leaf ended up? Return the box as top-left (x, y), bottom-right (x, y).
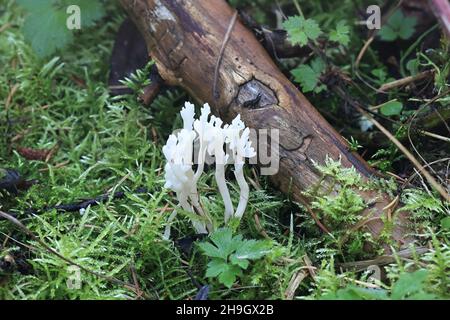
top-left (205, 259), bottom-right (228, 277)
top-left (283, 15), bottom-right (321, 47)
top-left (209, 228), bottom-right (242, 258)
top-left (329, 21), bottom-right (350, 46)
top-left (198, 242), bottom-right (227, 260)
top-left (218, 264), bottom-right (242, 288)
top-left (391, 269), bottom-right (429, 299)
top-left (291, 64), bottom-right (321, 93)
top-left (379, 10), bottom-right (416, 41)
top-left (230, 255), bottom-right (250, 269)
top-left (380, 100), bottom-right (403, 116)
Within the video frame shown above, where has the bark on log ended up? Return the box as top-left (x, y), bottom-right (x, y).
top-left (120, 0), bottom-right (411, 249)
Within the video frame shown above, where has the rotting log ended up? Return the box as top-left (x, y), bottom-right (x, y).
top-left (120, 0), bottom-right (412, 249)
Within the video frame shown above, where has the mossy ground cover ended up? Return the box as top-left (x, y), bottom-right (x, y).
top-left (0, 0), bottom-right (449, 300)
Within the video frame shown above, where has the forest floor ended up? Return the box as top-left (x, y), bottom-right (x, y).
top-left (0, 0), bottom-right (449, 299)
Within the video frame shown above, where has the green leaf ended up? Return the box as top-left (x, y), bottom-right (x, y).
top-left (17, 0), bottom-right (105, 58)
top-left (323, 286), bottom-right (388, 300)
top-left (441, 217), bottom-right (450, 230)
top-left (198, 242), bottom-right (227, 260)
top-left (379, 10), bottom-right (416, 41)
top-left (380, 100), bottom-right (403, 116)
top-left (406, 59), bottom-right (420, 76)
top-left (230, 255), bottom-right (250, 269)
top-left (391, 269), bottom-right (429, 299)
top-left (329, 21), bottom-right (350, 46)
top-left (205, 259), bottom-right (228, 277)
top-left (210, 228), bottom-right (242, 257)
top-left (205, 259), bottom-right (242, 288)
top-left (310, 57), bottom-right (326, 74)
top-left (291, 64), bottom-right (321, 93)
top-left (371, 69), bottom-right (387, 83)
top-left (283, 16), bottom-right (321, 47)
top-left (233, 240), bottom-right (271, 261)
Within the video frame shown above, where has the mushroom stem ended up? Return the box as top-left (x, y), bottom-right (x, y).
top-left (234, 163), bottom-right (249, 219)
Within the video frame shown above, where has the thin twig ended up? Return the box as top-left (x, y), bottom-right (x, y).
top-left (213, 11), bottom-right (238, 101)
top-left (353, 104), bottom-right (450, 202)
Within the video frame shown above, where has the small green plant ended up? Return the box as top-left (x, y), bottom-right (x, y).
top-left (17, 0), bottom-right (105, 57)
top-left (198, 228), bottom-right (271, 288)
top-left (379, 10), bottom-right (417, 42)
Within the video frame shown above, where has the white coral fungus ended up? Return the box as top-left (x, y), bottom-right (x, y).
top-left (162, 102), bottom-right (255, 237)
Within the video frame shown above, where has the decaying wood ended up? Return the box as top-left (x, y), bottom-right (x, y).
top-left (120, 0), bottom-right (412, 249)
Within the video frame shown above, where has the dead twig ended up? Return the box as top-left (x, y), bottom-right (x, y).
top-left (355, 103), bottom-right (450, 202)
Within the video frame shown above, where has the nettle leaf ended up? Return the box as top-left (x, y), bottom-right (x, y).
top-left (17, 0), bottom-right (105, 58)
top-left (380, 100), bottom-right (403, 116)
top-left (329, 21), bottom-right (350, 46)
top-left (291, 58), bottom-right (326, 93)
top-left (379, 10), bottom-right (417, 41)
top-left (283, 15), bottom-right (321, 47)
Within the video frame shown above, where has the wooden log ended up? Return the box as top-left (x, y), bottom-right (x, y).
top-left (120, 0), bottom-right (411, 249)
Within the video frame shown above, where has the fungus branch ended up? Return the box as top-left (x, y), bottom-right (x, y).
top-left (162, 102), bottom-right (255, 235)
